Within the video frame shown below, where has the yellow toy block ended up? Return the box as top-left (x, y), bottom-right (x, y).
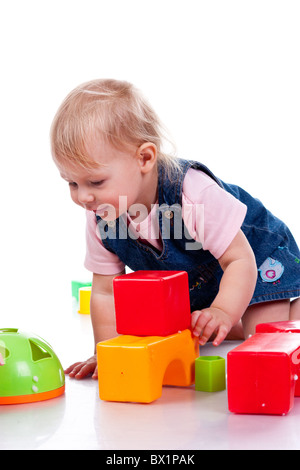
top-left (78, 286), bottom-right (91, 314)
top-left (97, 329), bottom-right (199, 403)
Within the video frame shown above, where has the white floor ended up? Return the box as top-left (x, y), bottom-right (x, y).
top-left (2, 302), bottom-right (300, 451)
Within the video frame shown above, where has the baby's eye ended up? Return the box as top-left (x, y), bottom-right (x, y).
top-left (91, 180), bottom-right (104, 186)
top-left (68, 182), bottom-right (78, 188)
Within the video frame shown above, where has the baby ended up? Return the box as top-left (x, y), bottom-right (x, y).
top-left (50, 79), bottom-right (300, 379)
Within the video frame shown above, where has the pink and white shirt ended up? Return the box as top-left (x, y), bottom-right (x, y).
top-left (84, 169), bottom-right (247, 275)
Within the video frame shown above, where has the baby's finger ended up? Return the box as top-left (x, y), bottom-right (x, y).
top-left (74, 362), bottom-right (96, 379)
top-left (191, 310), bottom-right (201, 330)
top-left (68, 363), bottom-right (86, 378)
top-left (192, 310), bottom-right (212, 337)
top-left (212, 325), bottom-right (230, 346)
top-left (92, 365), bottom-right (98, 380)
top-left (64, 362), bottom-right (83, 375)
top-left (198, 319), bottom-right (217, 346)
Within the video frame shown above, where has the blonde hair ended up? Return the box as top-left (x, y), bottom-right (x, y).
top-left (50, 79), bottom-right (180, 174)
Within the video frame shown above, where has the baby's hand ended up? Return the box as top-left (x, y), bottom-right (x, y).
top-left (64, 354), bottom-right (98, 380)
top-left (191, 307), bottom-right (233, 346)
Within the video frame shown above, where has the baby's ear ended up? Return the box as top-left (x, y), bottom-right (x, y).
top-left (136, 142), bottom-right (157, 173)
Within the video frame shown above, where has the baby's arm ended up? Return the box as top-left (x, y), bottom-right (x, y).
top-left (65, 271), bottom-right (124, 379)
top-left (191, 230), bottom-right (257, 346)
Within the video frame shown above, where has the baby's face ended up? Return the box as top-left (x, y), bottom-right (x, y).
top-left (59, 139), bottom-right (146, 220)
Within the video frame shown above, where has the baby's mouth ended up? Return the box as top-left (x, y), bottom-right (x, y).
top-left (94, 204), bottom-right (117, 220)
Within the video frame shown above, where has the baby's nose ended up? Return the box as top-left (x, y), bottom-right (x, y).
top-left (78, 187), bottom-right (95, 204)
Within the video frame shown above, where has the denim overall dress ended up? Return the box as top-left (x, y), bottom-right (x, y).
top-left (96, 158), bottom-right (300, 311)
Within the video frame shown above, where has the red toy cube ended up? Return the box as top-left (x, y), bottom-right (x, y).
top-left (227, 333), bottom-right (300, 415)
top-left (113, 270), bottom-right (191, 336)
top-left (256, 321), bottom-right (300, 396)
top-left (256, 320), bottom-right (300, 334)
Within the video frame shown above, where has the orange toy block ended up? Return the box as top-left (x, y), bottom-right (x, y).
top-left (97, 329), bottom-right (199, 403)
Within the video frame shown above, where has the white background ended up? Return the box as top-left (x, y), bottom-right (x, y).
top-left (0, 0), bottom-right (299, 341)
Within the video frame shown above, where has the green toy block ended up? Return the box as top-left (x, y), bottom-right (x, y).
top-left (71, 280), bottom-right (92, 301)
top-left (195, 356), bottom-right (226, 392)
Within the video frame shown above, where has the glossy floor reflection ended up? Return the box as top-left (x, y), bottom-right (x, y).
top-left (1, 306), bottom-right (300, 450)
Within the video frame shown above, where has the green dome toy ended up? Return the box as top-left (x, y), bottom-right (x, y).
top-left (0, 328), bottom-right (65, 405)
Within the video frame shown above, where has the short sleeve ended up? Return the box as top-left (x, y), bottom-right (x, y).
top-left (84, 210), bottom-right (125, 275)
top-left (182, 169), bottom-right (247, 259)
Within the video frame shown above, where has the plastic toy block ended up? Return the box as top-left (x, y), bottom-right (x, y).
top-left (256, 320), bottom-right (300, 334)
top-left (97, 329), bottom-right (199, 403)
top-left (71, 280), bottom-right (92, 301)
top-left (78, 286), bottom-right (91, 314)
top-left (256, 321), bottom-right (300, 396)
top-left (113, 270), bottom-right (191, 336)
top-left (227, 332), bottom-right (300, 415)
top-left (195, 356), bottom-right (226, 392)
top-left (0, 329), bottom-right (65, 405)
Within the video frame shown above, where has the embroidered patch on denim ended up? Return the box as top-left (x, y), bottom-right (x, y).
top-left (190, 277), bottom-right (206, 291)
top-left (258, 257), bottom-right (285, 283)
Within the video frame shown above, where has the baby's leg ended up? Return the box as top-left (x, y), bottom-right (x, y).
top-left (226, 321), bottom-right (245, 340)
top-left (290, 298), bottom-right (300, 320)
top-left (241, 299), bottom-right (290, 339)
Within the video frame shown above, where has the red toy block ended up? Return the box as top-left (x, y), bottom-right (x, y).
top-left (113, 270), bottom-right (191, 336)
top-left (256, 320), bottom-right (300, 334)
top-left (227, 333), bottom-right (300, 415)
top-left (256, 321), bottom-right (300, 396)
